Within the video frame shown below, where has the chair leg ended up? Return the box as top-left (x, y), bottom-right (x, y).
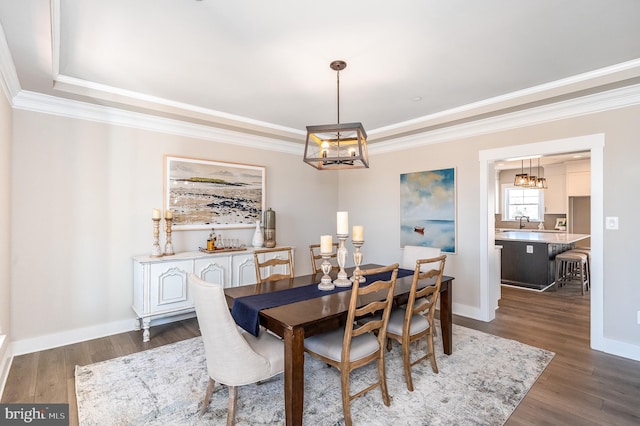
top-left (402, 338), bottom-right (414, 391)
top-left (386, 337), bottom-right (392, 352)
top-left (199, 377), bottom-right (215, 417)
top-left (227, 385), bottom-right (238, 426)
top-left (340, 369), bottom-right (352, 426)
top-left (378, 352), bottom-right (391, 407)
top-left (427, 332), bottom-right (439, 374)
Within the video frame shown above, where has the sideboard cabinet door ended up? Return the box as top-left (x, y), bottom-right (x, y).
top-left (232, 254), bottom-right (257, 286)
top-left (194, 257), bottom-right (231, 287)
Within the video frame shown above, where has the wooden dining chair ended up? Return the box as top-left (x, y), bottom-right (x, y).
top-left (303, 263), bottom-right (399, 426)
top-left (253, 246), bottom-right (294, 284)
top-left (189, 274), bottom-right (284, 425)
top-left (309, 242), bottom-right (339, 274)
top-left (387, 254), bottom-right (446, 391)
top-left (401, 245), bottom-right (441, 270)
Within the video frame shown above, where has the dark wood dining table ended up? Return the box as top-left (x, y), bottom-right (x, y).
top-left (224, 264), bottom-right (454, 426)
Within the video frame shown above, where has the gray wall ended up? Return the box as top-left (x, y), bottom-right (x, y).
top-left (0, 80), bottom-right (10, 349)
top-left (339, 105), bottom-right (640, 348)
top-left (5, 100), bottom-right (640, 358)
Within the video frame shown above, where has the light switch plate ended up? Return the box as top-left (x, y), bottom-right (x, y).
top-left (637, 310), bottom-right (640, 325)
top-left (526, 245), bottom-right (533, 254)
top-left (605, 216), bottom-right (619, 230)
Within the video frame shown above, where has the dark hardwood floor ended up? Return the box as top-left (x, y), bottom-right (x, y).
top-left (2, 284), bottom-right (639, 425)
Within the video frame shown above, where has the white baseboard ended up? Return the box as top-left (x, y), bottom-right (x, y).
top-left (0, 335), bottom-right (12, 399)
top-left (592, 335), bottom-right (640, 362)
top-left (452, 302), bottom-right (483, 321)
top-left (11, 319), bottom-right (136, 356)
top-left (11, 313), bottom-right (199, 356)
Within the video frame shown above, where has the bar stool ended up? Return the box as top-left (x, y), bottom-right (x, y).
top-left (568, 247), bottom-right (591, 291)
top-left (555, 251), bottom-right (589, 294)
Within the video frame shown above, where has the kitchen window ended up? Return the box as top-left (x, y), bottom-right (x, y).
top-left (502, 185), bottom-right (544, 221)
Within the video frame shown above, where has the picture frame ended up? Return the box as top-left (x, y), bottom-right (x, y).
top-left (400, 167), bottom-right (456, 253)
top-left (164, 156), bottom-right (266, 230)
top-left (555, 218), bottom-right (567, 230)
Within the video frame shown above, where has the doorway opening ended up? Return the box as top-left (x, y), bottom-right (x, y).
top-left (479, 133), bottom-right (605, 352)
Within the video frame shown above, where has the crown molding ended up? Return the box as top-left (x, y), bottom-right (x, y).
top-left (12, 90), bottom-right (304, 155)
top-left (10, 82), bottom-right (640, 159)
top-left (369, 58), bottom-right (640, 141)
top-left (0, 20), bottom-right (21, 102)
top-left (369, 83), bottom-right (640, 155)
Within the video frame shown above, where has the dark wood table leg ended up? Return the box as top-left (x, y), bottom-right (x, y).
top-left (283, 326), bottom-right (304, 426)
top-left (440, 280), bottom-right (453, 355)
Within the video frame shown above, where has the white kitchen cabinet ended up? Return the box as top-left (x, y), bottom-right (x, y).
top-left (543, 164), bottom-right (566, 214)
top-left (132, 247), bottom-right (294, 342)
top-left (566, 160), bottom-right (590, 196)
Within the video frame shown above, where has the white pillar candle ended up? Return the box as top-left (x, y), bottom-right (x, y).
top-left (352, 225), bottom-right (364, 241)
top-left (320, 235), bottom-right (333, 254)
top-left (337, 211), bottom-right (349, 235)
top-left (165, 209), bottom-right (173, 219)
top-left (152, 208), bottom-right (161, 219)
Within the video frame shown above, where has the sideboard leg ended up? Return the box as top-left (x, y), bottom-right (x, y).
top-left (142, 318), bottom-right (151, 342)
top-left (134, 318), bottom-right (141, 331)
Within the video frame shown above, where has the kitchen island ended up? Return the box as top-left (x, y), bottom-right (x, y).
top-left (495, 231), bottom-right (590, 290)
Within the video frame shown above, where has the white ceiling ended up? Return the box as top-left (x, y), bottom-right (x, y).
top-left (1, 0), bottom-right (640, 144)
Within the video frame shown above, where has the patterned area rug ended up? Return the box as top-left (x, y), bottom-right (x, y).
top-left (75, 324), bottom-right (554, 425)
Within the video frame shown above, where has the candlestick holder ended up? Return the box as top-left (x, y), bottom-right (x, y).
top-left (164, 217), bottom-right (175, 256)
top-left (151, 218), bottom-right (163, 257)
top-left (334, 234), bottom-right (351, 287)
top-left (317, 253), bottom-right (335, 291)
top-left (350, 240), bottom-right (366, 283)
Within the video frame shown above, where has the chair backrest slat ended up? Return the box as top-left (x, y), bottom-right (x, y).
top-left (342, 264), bottom-right (398, 358)
top-left (407, 255), bottom-right (447, 321)
top-left (253, 247), bottom-right (294, 284)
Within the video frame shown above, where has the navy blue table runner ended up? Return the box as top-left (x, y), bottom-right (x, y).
top-left (231, 268), bottom-right (414, 336)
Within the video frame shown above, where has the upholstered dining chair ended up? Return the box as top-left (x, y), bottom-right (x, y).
top-left (401, 245), bottom-right (441, 271)
top-left (387, 255), bottom-right (446, 391)
top-left (303, 263), bottom-right (399, 426)
top-left (309, 242), bottom-right (340, 274)
top-left (189, 274), bottom-right (284, 425)
top-left (253, 246), bottom-right (294, 284)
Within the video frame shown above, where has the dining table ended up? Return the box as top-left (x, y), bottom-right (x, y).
top-left (224, 263), bottom-right (455, 426)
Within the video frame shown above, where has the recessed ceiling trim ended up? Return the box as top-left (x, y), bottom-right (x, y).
top-left (9, 81), bottom-right (640, 159)
top-left (50, 0), bottom-right (60, 81)
top-left (369, 59), bottom-right (640, 141)
top-left (12, 90), bottom-right (304, 155)
top-left (369, 83), bottom-right (640, 155)
top-left (0, 20), bottom-right (20, 100)
top-left (53, 74), bottom-right (306, 139)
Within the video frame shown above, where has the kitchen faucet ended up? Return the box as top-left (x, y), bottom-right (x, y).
top-left (517, 215), bottom-right (530, 229)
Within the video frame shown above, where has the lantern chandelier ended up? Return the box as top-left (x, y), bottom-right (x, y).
top-left (303, 60), bottom-right (369, 170)
top-left (513, 158), bottom-right (547, 189)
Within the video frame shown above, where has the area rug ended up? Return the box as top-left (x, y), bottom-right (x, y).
top-left (75, 324), bottom-right (554, 425)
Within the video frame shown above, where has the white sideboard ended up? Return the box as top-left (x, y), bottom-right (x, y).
top-left (132, 247), bottom-right (294, 342)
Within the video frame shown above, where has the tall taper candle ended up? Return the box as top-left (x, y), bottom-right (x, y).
top-left (337, 211), bottom-right (349, 235)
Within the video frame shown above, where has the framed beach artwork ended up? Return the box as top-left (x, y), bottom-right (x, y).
top-left (164, 156), bottom-right (266, 230)
top-left (400, 167), bottom-right (456, 253)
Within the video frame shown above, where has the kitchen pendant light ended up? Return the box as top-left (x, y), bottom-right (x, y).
top-left (303, 60), bottom-right (369, 170)
top-left (514, 160), bottom-right (528, 186)
top-left (526, 159), bottom-right (537, 187)
top-left (535, 158), bottom-right (548, 189)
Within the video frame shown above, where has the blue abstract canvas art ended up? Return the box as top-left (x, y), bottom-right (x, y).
top-left (400, 168), bottom-right (456, 253)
